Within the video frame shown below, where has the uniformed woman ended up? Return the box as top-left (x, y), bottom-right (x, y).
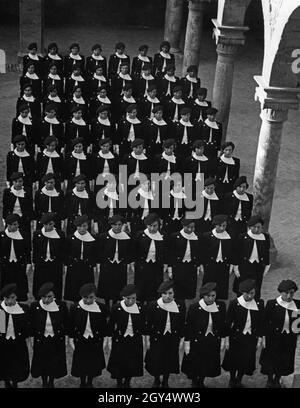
top-left (260, 279), bottom-right (300, 388)
top-left (144, 105), bottom-right (169, 156)
top-left (43, 42), bottom-right (63, 77)
top-left (131, 44), bottom-right (152, 78)
top-left (0, 283), bottom-right (30, 388)
top-left (181, 282), bottom-right (226, 388)
top-left (69, 283), bottom-right (108, 388)
top-left (153, 41), bottom-right (175, 78)
top-left (36, 135), bottom-right (64, 188)
top-left (85, 44), bottom-right (107, 77)
top-left (201, 107), bottom-right (222, 160)
top-left (196, 177), bottom-right (221, 234)
top-left (145, 280), bottom-right (186, 388)
top-left (63, 43), bottom-right (85, 78)
top-left (30, 282), bottom-right (68, 387)
top-left (12, 103), bottom-right (37, 155)
top-left (106, 284), bottom-right (146, 388)
top-left (222, 279), bottom-right (265, 388)
top-left (108, 42), bottom-right (130, 80)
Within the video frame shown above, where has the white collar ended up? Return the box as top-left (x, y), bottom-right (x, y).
top-left (179, 118), bottom-right (193, 127)
top-left (108, 228), bottom-right (130, 240)
top-left (195, 99), bottom-right (208, 107)
top-left (45, 116), bottom-right (59, 124)
top-left (147, 95), bottom-right (159, 103)
top-left (126, 116), bottom-right (140, 125)
top-left (162, 151), bottom-right (176, 163)
top-left (14, 148), bottom-right (30, 157)
top-left (186, 74), bottom-right (198, 83)
top-left (144, 228), bottom-right (163, 241)
top-left (157, 298), bottom-right (179, 313)
top-left (247, 230), bottom-right (266, 241)
top-left (73, 95), bottom-right (85, 104)
top-left (5, 228), bottom-right (23, 240)
top-left (192, 151), bottom-right (208, 161)
top-left (115, 52), bottom-right (127, 59)
top-left (1, 301), bottom-right (24, 314)
top-left (43, 149), bottom-right (59, 158)
top-left (41, 186), bottom-right (59, 197)
top-left (92, 53), bottom-right (104, 60)
top-left (25, 72), bottom-right (39, 80)
top-left (10, 186), bottom-right (25, 197)
top-left (72, 117), bottom-right (86, 126)
top-left (28, 53), bottom-right (39, 60)
top-left (104, 189), bottom-right (119, 201)
top-left (94, 73), bottom-right (106, 81)
top-left (138, 188), bottom-right (154, 201)
top-left (123, 95), bottom-right (136, 103)
top-left (237, 295), bottom-right (258, 311)
top-left (164, 73), bottom-right (176, 82)
top-left (142, 72), bottom-right (154, 81)
top-left (99, 150), bottom-right (114, 159)
top-left (23, 94), bottom-right (35, 102)
top-left (204, 118), bottom-right (219, 129)
top-left (48, 73), bottom-right (61, 80)
top-left (48, 95), bottom-right (61, 102)
top-left (199, 299), bottom-right (219, 313)
top-left (79, 299), bottom-right (101, 312)
top-left (97, 95), bottom-right (111, 104)
top-left (171, 97), bottom-right (185, 105)
top-left (48, 53), bottom-right (61, 60)
top-left (72, 151), bottom-right (86, 160)
top-left (220, 154), bottom-right (235, 165)
top-left (138, 55), bottom-right (150, 62)
top-left (17, 114), bottom-right (32, 125)
top-left (170, 189), bottom-right (186, 199)
top-left (233, 190), bottom-right (249, 202)
top-left (120, 299), bottom-right (140, 314)
top-left (160, 51), bottom-right (171, 59)
top-left (39, 299), bottom-right (59, 312)
top-left (180, 229), bottom-right (198, 240)
top-left (212, 228), bottom-right (231, 240)
top-left (119, 72), bottom-right (132, 81)
top-left (41, 227), bottom-right (60, 239)
top-left (69, 53), bottom-right (82, 60)
top-left (276, 296), bottom-right (298, 312)
top-left (97, 117), bottom-right (110, 126)
top-left (202, 190), bottom-right (219, 200)
top-left (131, 151), bottom-right (147, 160)
top-left (152, 117), bottom-right (167, 126)
top-left (72, 187), bottom-right (89, 199)
top-left (74, 230), bottom-right (95, 242)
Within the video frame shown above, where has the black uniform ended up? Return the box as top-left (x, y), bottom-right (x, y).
top-left (210, 155), bottom-right (240, 196)
top-left (201, 120), bottom-right (222, 159)
top-left (6, 150), bottom-right (35, 189)
top-left (64, 189), bottom-right (95, 235)
top-left (2, 187), bottom-right (33, 233)
top-left (34, 188), bottom-right (65, 226)
top-left (224, 191), bottom-right (253, 238)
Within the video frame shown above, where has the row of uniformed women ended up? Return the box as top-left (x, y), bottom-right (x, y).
top-left (1, 278), bottom-right (298, 389)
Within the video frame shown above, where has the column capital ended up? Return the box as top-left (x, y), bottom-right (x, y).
top-left (212, 18), bottom-right (249, 47)
top-left (254, 75), bottom-right (300, 113)
top-left (187, 0), bottom-right (210, 11)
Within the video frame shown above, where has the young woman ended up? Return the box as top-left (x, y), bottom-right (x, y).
top-left (85, 44), bottom-right (107, 77)
top-left (161, 179), bottom-right (187, 236)
top-left (196, 177), bottom-right (221, 234)
top-left (23, 42), bottom-right (43, 77)
top-left (173, 106), bottom-right (196, 158)
top-left (181, 282), bottom-right (226, 388)
top-left (66, 85), bottom-right (89, 122)
top-left (139, 84), bottom-right (160, 121)
top-left (154, 138), bottom-right (180, 179)
top-left (93, 138), bottom-right (119, 184)
top-left (158, 64), bottom-right (179, 102)
top-left (111, 62), bottom-right (133, 99)
top-left (164, 86), bottom-right (185, 123)
top-left (191, 87), bottom-right (211, 124)
top-left (89, 86), bottom-right (112, 119)
top-left (183, 139), bottom-right (210, 184)
top-left (87, 66), bottom-right (109, 100)
top-left (36, 135), bottom-right (64, 188)
top-left (108, 42), bottom-right (130, 80)
top-left (180, 65), bottom-right (201, 104)
top-left (116, 104), bottom-right (143, 158)
top-left (30, 282), bottom-right (68, 387)
top-left (121, 138), bottom-right (150, 183)
top-left (153, 41), bottom-right (175, 78)
top-left (43, 42), bottom-right (63, 77)
top-left (90, 107), bottom-right (116, 153)
top-left (131, 44), bottom-right (152, 78)
top-left (16, 83), bottom-right (41, 120)
top-left (12, 103), bottom-right (37, 154)
top-left (20, 63), bottom-right (42, 99)
top-left (144, 105), bottom-right (170, 156)
top-left (145, 280), bottom-right (185, 388)
top-left (42, 84), bottom-right (66, 121)
top-left (38, 103), bottom-right (64, 150)
top-left (63, 43), bottom-right (85, 78)
top-left (114, 84), bottom-right (136, 123)
top-left (133, 63), bottom-right (156, 100)
top-left (64, 137), bottom-right (93, 189)
top-left (201, 107), bottom-right (222, 160)
top-left (65, 106), bottom-right (89, 152)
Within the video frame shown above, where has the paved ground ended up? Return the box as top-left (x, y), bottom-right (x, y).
top-left (0, 23), bottom-right (300, 388)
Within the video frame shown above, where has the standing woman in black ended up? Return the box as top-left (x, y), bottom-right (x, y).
top-left (43, 42), bottom-right (63, 77)
top-left (181, 282), bottom-right (226, 388)
top-left (0, 283), bottom-right (30, 388)
top-left (106, 284), bottom-right (146, 388)
top-left (260, 280), bottom-right (300, 388)
top-left (69, 283), bottom-right (108, 388)
top-left (145, 280), bottom-right (186, 388)
top-left (85, 44), bottom-right (107, 77)
top-left (30, 282), bottom-right (68, 388)
top-left (201, 107), bottom-right (222, 160)
top-left (153, 41), bottom-right (175, 78)
top-left (222, 279), bottom-right (265, 388)
top-left (63, 43), bottom-right (85, 78)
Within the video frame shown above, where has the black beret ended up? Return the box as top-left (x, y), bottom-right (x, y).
top-left (165, 63), bottom-right (175, 71)
top-left (247, 215), bottom-right (264, 227)
top-left (234, 176), bottom-right (249, 189)
top-left (199, 282), bottom-right (217, 297)
top-left (115, 42), bottom-right (125, 49)
top-left (173, 85), bottom-right (182, 93)
top-left (49, 63), bottom-right (58, 70)
top-left (158, 280), bottom-right (174, 294)
top-left (152, 105), bottom-right (163, 114)
top-left (74, 214), bottom-right (89, 226)
top-left (163, 138), bottom-right (175, 148)
top-left (204, 177), bottom-right (216, 187)
top-left (180, 107), bottom-right (192, 116)
top-left (45, 103), bottom-right (57, 112)
top-left (123, 83), bottom-right (133, 92)
top-left (212, 214), bottom-right (228, 226)
top-left (40, 212), bottom-right (56, 225)
top-left (71, 137), bottom-right (84, 147)
top-left (192, 139), bottom-right (205, 149)
top-left (47, 42), bottom-right (58, 51)
top-left (99, 137), bottom-right (111, 146)
top-left (126, 104), bottom-right (137, 113)
top-left (5, 214), bottom-right (20, 225)
top-left (181, 218), bottom-right (195, 226)
top-left (79, 283), bottom-right (97, 297)
top-left (18, 103), bottom-right (30, 112)
top-left (43, 135), bottom-right (57, 146)
top-left (92, 43), bottom-right (102, 51)
top-left (47, 84), bottom-right (58, 92)
top-left (71, 105), bottom-right (83, 114)
top-left (28, 42), bottom-right (37, 50)
top-left (70, 43), bottom-right (80, 50)
top-left (10, 171), bottom-right (24, 181)
top-left (120, 62), bottom-right (129, 68)
top-left (187, 65), bottom-right (198, 73)
top-left (147, 84), bottom-right (157, 93)
top-left (0, 283), bottom-right (18, 299)
top-left (144, 212), bottom-right (160, 226)
top-left (206, 107), bottom-right (218, 115)
top-left (239, 279), bottom-right (256, 293)
top-left (97, 85), bottom-right (108, 92)
top-left (277, 280), bottom-right (298, 293)
top-left (13, 135), bottom-right (27, 144)
top-left (38, 282), bottom-right (54, 297)
top-left (222, 141), bottom-right (235, 151)
top-left (22, 83), bottom-right (32, 91)
top-left (196, 87), bottom-right (207, 96)
top-left (96, 105), bottom-right (110, 114)
top-left (73, 174), bottom-right (86, 183)
top-left (131, 138), bottom-right (144, 148)
top-left (139, 44), bottom-right (149, 51)
top-left (108, 214), bottom-right (125, 225)
top-left (42, 173), bottom-right (56, 183)
top-left (120, 284), bottom-right (137, 297)
top-left (160, 41), bottom-right (171, 49)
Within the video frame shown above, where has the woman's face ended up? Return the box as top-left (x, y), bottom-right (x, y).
top-left (203, 290), bottom-right (216, 305)
top-left (49, 65), bottom-right (57, 75)
top-left (133, 145), bottom-right (144, 155)
top-left (124, 89), bottom-right (133, 98)
top-left (140, 48), bottom-right (147, 56)
top-left (50, 89), bottom-right (58, 97)
top-left (243, 288), bottom-right (256, 302)
top-left (24, 87), bottom-right (32, 96)
top-left (250, 223), bottom-right (263, 235)
top-left (128, 109), bottom-right (137, 119)
top-left (116, 47), bottom-right (125, 55)
top-left (13, 178), bottom-right (23, 189)
top-left (173, 180), bottom-right (183, 193)
top-left (42, 291), bottom-right (55, 305)
top-left (124, 293), bottom-right (137, 307)
top-left (44, 221), bottom-right (55, 232)
top-left (45, 179), bottom-right (55, 189)
top-left (147, 220), bottom-right (159, 234)
top-left (93, 48), bottom-right (101, 56)
top-left (164, 145), bottom-right (174, 156)
top-left (236, 183), bottom-right (247, 195)
top-left (76, 180), bottom-right (86, 191)
top-left (181, 113), bottom-right (190, 122)
top-left (27, 65), bottom-right (35, 74)
top-left (74, 88), bottom-right (82, 98)
top-left (173, 90), bottom-right (182, 99)
top-left (107, 180), bottom-right (117, 191)
top-left (161, 288), bottom-right (174, 303)
top-left (188, 70), bottom-right (196, 78)
top-left (141, 179), bottom-right (150, 191)
top-left (154, 110), bottom-right (163, 120)
top-left (281, 290), bottom-right (295, 303)
top-left (49, 47), bottom-right (57, 55)
top-left (99, 111), bottom-right (108, 120)
top-left (46, 109), bottom-right (56, 119)
top-left (112, 221), bottom-right (123, 234)
top-left (223, 146), bottom-right (233, 157)
top-left (195, 146), bottom-right (204, 156)
top-left (73, 110), bottom-right (82, 120)
top-left (99, 89), bottom-right (107, 98)
top-left (205, 184), bottom-right (215, 195)
top-left (166, 69), bottom-right (174, 76)
top-left (197, 93), bottom-right (205, 101)
top-left (47, 141), bottom-right (57, 152)
top-left (215, 221), bottom-right (227, 233)
top-left (183, 222), bottom-right (195, 234)
top-left (71, 46), bottom-right (79, 55)
top-left (100, 142), bottom-right (110, 154)
top-left (83, 293), bottom-right (96, 305)
top-left (7, 221), bottom-right (19, 233)
top-left (161, 45), bottom-right (170, 54)
top-left (21, 109), bottom-right (30, 118)
top-left (120, 65), bottom-right (129, 74)
top-left (77, 222), bottom-right (89, 235)
top-left (73, 68), bottom-right (81, 77)
top-left (30, 47), bottom-right (37, 55)
top-left (74, 143), bottom-right (83, 153)
top-left (95, 67), bottom-right (103, 76)
top-left (16, 141), bottom-right (26, 151)
top-left (4, 293), bottom-right (17, 307)
top-left (148, 89), bottom-right (157, 99)
top-left (207, 114), bottom-right (215, 121)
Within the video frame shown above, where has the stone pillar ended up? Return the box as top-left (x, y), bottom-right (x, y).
top-left (182, 0), bottom-right (209, 75)
top-left (252, 75), bottom-right (300, 231)
top-left (211, 19), bottom-right (248, 142)
top-left (164, 0), bottom-right (184, 53)
top-left (19, 0), bottom-right (44, 58)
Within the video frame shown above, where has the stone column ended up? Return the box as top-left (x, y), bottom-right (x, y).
top-left (19, 0), bottom-right (45, 58)
top-left (211, 19), bottom-right (248, 143)
top-left (252, 75), bottom-right (300, 231)
top-left (164, 0), bottom-right (184, 53)
top-left (182, 0), bottom-right (209, 75)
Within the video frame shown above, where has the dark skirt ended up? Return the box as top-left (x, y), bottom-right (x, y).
top-left (145, 333), bottom-right (180, 376)
top-left (32, 260), bottom-right (63, 300)
top-left (227, 219), bottom-right (247, 239)
top-left (31, 336), bottom-right (67, 378)
top-left (0, 338), bottom-right (30, 382)
top-left (222, 333), bottom-right (258, 375)
top-left (173, 263), bottom-right (197, 300)
top-left (97, 262), bottom-right (128, 300)
top-left (215, 181), bottom-right (234, 198)
top-left (134, 261), bottom-right (164, 302)
top-left (0, 262), bottom-right (28, 301)
top-left (233, 261), bottom-right (264, 299)
top-left (71, 337), bottom-right (106, 377)
top-left (64, 261), bottom-right (95, 302)
top-left (107, 334), bottom-right (144, 379)
top-left (181, 334), bottom-right (221, 378)
top-left (202, 262), bottom-right (230, 300)
top-left (260, 333), bottom-right (297, 376)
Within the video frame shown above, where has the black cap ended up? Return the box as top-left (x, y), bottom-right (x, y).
top-left (163, 138), bottom-right (175, 148)
top-left (73, 174), bottom-right (86, 183)
top-left (239, 279), bottom-right (256, 293)
top-left (71, 137), bottom-right (84, 148)
top-left (28, 42), bottom-right (37, 50)
top-left (5, 214), bottom-right (21, 225)
top-left (181, 218), bottom-right (195, 226)
top-left (199, 282), bottom-right (217, 297)
top-left (108, 214), bottom-right (125, 225)
top-left (99, 137), bottom-right (111, 146)
top-left (187, 65), bottom-right (198, 73)
top-left (234, 176), bottom-right (249, 189)
top-left (96, 105), bottom-right (110, 115)
top-left (131, 138), bottom-right (144, 148)
top-left (180, 107), bottom-right (192, 116)
top-left (277, 280), bottom-right (298, 293)
top-left (160, 41), bottom-right (171, 50)
top-left (139, 44), bottom-right (149, 51)
top-left (120, 284), bottom-right (137, 297)
top-left (74, 214), bottom-right (89, 226)
top-left (13, 135), bottom-right (27, 144)
top-left (212, 214), bottom-right (227, 226)
top-left (204, 177), bottom-right (216, 187)
top-left (157, 280), bottom-right (173, 294)
top-left (206, 107), bottom-right (218, 115)
top-left (92, 44), bottom-right (102, 51)
top-left (10, 172), bottom-right (24, 181)
top-left (42, 173), bottom-right (56, 183)
top-left (48, 42), bottom-right (58, 51)
top-left (38, 282), bottom-right (54, 297)
top-left (152, 105), bottom-right (163, 114)
top-left (196, 87), bottom-right (207, 97)
top-left (70, 43), bottom-right (80, 50)
top-left (173, 85), bottom-right (182, 93)
top-left (221, 141), bottom-right (235, 151)
top-left (126, 104), bottom-right (137, 113)
top-left (247, 215), bottom-right (264, 227)
top-left (40, 212), bottom-right (56, 225)
top-left (44, 135), bottom-right (58, 147)
top-left (0, 283), bottom-right (18, 299)
top-left (115, 42), bottom-right (125, 49)
top-left (79, 283), bottom-right (97, 297)
top-left (144, 212), bottom-right (160, 226)
top-left (192, 139), bottom-right (205, 149)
